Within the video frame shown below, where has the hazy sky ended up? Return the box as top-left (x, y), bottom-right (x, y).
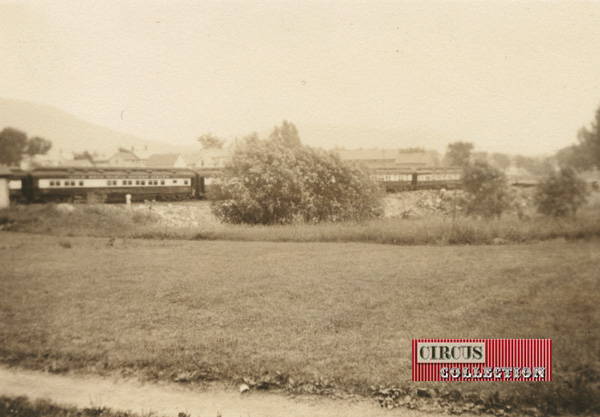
top-left (2, 1), bottom-right (600, 155)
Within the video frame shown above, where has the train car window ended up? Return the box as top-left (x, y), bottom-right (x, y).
top-left (173, 180), bottom-right (178, 184)
top-left (184, 180), bottom-right (189, 185)
top-left (161, 180), bottom-right (165, 185)
top-left (141, 180), bottom-right (146, 185)
top-left (79, 181), bottom-right (84, 186)
top-left (135, 180), bottom-right (140, 185)
top-left (50, 181), bottom-right (55, 186)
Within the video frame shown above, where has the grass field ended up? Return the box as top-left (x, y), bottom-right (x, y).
top-left (2, 201), bottom-right (600, 246)
top-left (1, 232), bottom-right (599, 414)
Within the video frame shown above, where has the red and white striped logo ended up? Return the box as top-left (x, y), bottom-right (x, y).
top-left (412, 339), bottom-right (552, 381)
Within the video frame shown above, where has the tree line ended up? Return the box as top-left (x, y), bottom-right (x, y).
top-left (0, 127), bottom-right (52, 166)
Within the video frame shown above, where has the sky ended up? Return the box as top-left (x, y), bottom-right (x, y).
top-left (2, 0), bottom-right (600, 155)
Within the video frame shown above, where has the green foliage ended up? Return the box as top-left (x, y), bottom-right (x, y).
top-left (74, 150), bottom-right (96, 162)
top-left (197, 132), bottom-right (225, 149)
top-left (534, 167), bottom-right (589, 217)
top-left (574, 105), bottom-right (600, 170)
top-left (556, 103), bottom-right (600, 171)
top-left (0, 127), bottom-right (52, 166)
top-left (268, 120), bottom-right (301, 147)
top-left (0, 127), bottom-right (28, 166)
top-left (444, 141), bottom-right (474, 167)
top-left (462, 160), bottom-right (511, 218)
top-left (210, 122), bottom-right (383, 225)
top-left (25, 136), bottom-right (52, 156)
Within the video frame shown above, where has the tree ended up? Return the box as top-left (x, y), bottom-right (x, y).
top-left (0, 127), bottom-right (52, 166)
top-left (554, 103), bottom-right (600, 171)
top-left (444, 141), bottom-right (474, 167)
top-left (268, 120), bottom-right (301, 147)
top-left (25, 136), bottom-right (52, 157)
top-left (534, 168), bottom-right (589, 217)
top-left (462, 160), bottom-right (511, 218)
top-left (573, 105), bottom-right (600, 170)
top-left (73, 151), bottom-right (95, 162)
top-left (198, 133), bottom-right (225, 149)
top-left (490, 153), bottom-right (511, 171)
top-left (210, 122), bottom-right (383, 225)
top-left (0, 128), bottom-right (27, 166)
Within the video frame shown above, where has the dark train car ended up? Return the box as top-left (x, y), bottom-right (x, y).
top-left (8, 169), bottom-right (28, 202)
top-left (191, 167), bottom-right (222, 195)
top-left (24, 167), bottom-right (204, 203)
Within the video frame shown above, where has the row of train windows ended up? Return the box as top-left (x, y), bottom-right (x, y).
top-left (419, 174), bottom-right (460, 181)
top-left (49, 180), bottom-right (83, 186)
top-left (377, 175), bottom-right (412, 181)
top-left (373, 174), bottom-right (460, 181)
top-left (48, 179), bottom-right (190, 186)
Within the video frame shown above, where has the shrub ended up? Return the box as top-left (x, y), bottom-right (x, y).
top-left (534, 167), bottom-right (589, 217)
top-left (210, 122), bottom-right (383, 225)
top-left (462, 160), bottom-right (511, 218)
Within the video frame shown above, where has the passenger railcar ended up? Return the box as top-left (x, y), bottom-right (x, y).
top-left (17, 167), bottom-right (205, 203)
top-left (372, 168), bottom-right (462, 192)
top-left (413, 169), bottom-right (462, 190)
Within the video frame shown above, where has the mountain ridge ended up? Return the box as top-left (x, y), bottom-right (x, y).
top-left (0, 98), bottom-right (197, 159)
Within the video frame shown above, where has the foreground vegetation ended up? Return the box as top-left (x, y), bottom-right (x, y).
top-left (1, 199), bottom-right (600, 246)
top-left (0, 396), bottom-right (155, 417)
top-left (1, 233), bottom-right (599, 415)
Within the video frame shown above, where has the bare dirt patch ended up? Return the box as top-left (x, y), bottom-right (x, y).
top-left (0, 367), bottom-right (426, 417)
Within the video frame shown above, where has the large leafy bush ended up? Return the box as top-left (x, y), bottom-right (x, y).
top-left (534, 167), bottom-right (589, 217)
top-left (462, 160), bottom-right (511, 219)
top-left (209, 123), bottom-right (383, 225)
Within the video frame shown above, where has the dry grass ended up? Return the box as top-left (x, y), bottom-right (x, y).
top-left (2, 202), bottom-right (600, 246)
top-left (0, 233), bottom-right (599, 414)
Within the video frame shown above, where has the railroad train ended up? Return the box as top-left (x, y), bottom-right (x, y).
top-left (371, 168), bottom-right (462, 192)
top-left (6, 166), bottom-right (463, 204)
top-left (8, 167), bottom-right (213, 203)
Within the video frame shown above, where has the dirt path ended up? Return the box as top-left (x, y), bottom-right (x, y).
top-left (0, 367), bottom-right (426, 417)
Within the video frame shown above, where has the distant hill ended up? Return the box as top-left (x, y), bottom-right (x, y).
top-left (0, 98), bottom-right (197, 159)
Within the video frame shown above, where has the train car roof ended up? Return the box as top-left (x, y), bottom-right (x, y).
top-left (27, 167), bottom-right (197, 175)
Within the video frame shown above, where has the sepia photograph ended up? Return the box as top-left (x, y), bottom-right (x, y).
top-left (1, 1), bottom-right (599, 416)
